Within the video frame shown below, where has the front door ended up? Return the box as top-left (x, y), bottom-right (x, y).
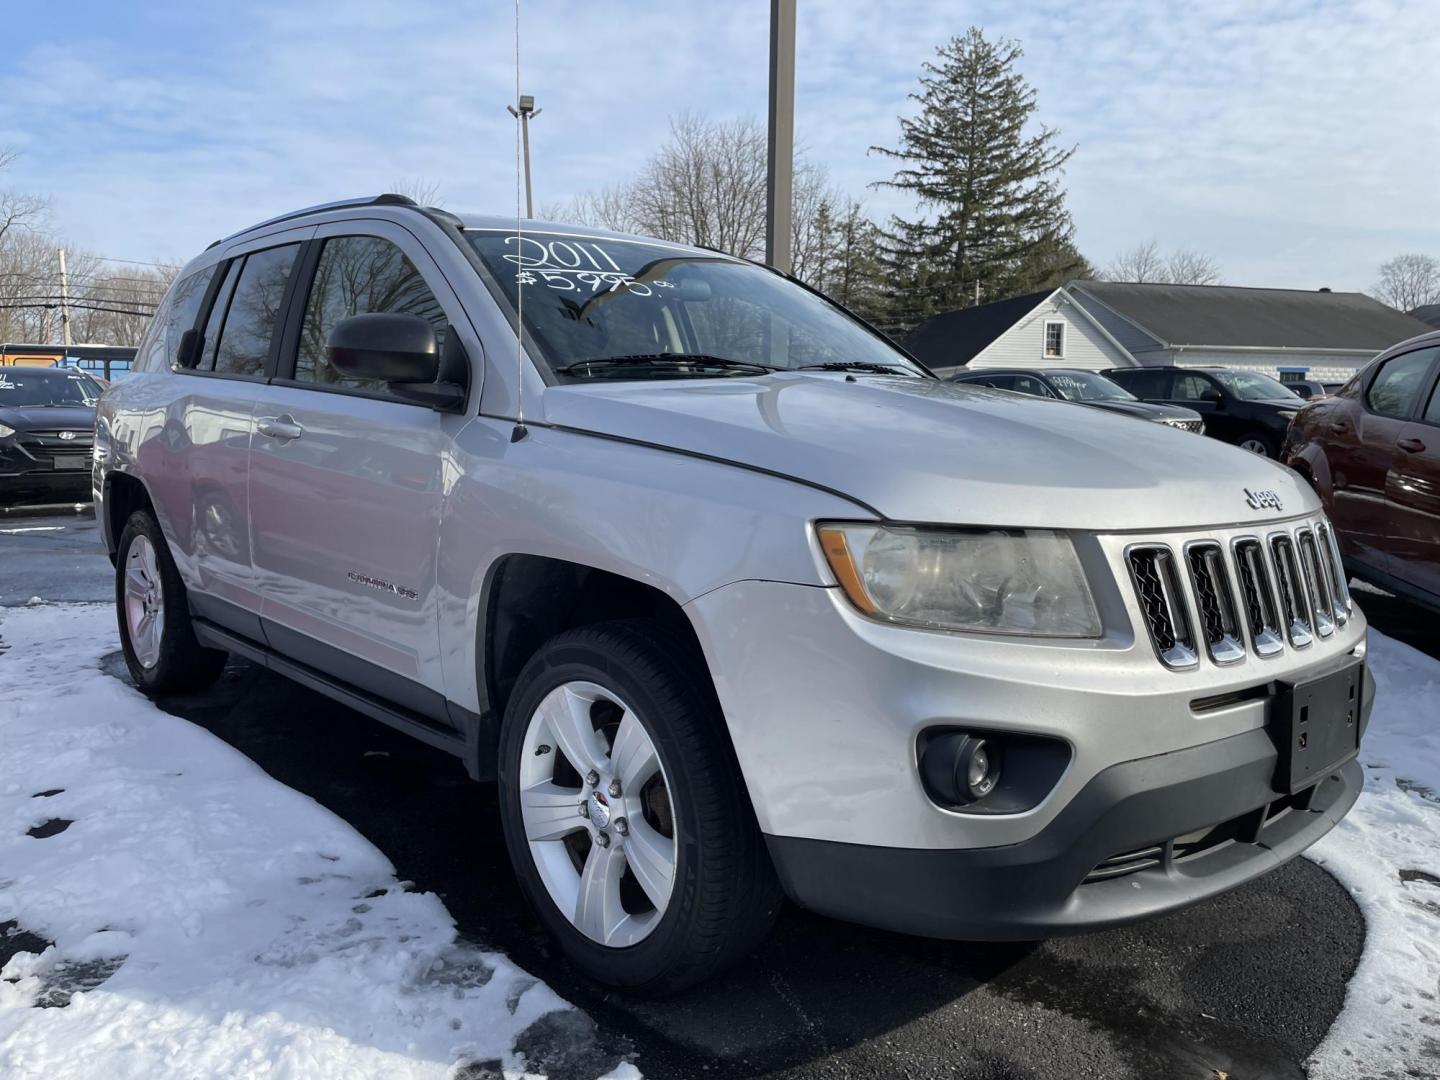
top-left (246, 222), bottom-right (471, 713)
top-left (1386, 354), bottom-right (1440, 598)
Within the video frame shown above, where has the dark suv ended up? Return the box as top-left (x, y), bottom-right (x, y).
top-left (949, 367), bottom-right (1204, 432)
top-left (1103, 366), bottom-right (1302, 457)
top-left (0, 366), bottom-right (102, 504)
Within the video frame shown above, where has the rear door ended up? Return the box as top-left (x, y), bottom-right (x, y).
top-left (246, 220), bottom-right (475, 717)
top-left (140, 233), bottom-right (308, 634)
top-left (1386, 351), bottom-right (1440, 597)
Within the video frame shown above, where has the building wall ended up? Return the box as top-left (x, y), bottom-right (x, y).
top-left (968, 296), bottom-right (1132, 370)
top-left (1164, 349), bottom-right (1377, 383)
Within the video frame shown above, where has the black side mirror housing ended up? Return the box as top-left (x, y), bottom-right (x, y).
top-left (175, 327), bottom-right (203, 369)
top-left (327, 313), bottom-right (466, 411)
top-left (1201, 388), bottom-right (1224, 406)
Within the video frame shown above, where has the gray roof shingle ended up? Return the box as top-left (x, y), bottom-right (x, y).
top-left (1074, 281), bottom-right (1433, 351)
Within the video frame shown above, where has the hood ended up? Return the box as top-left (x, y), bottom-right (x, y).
top-left (541, 374), bottom-right (1317, 531)
top-left (1082, 399), bottom-right (1201, 423)
top-left (0, 404), bottom-right (96, 432)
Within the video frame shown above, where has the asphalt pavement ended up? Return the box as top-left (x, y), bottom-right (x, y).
top-left (8, 509), bottom-right (1434, 1079)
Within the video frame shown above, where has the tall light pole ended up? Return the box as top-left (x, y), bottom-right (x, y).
top-left (507, 94), bottom-right (541, 218)
top-left (765, 0), bottom-right (796, 273)
top-left (57, 248), bottom-right (72, 348)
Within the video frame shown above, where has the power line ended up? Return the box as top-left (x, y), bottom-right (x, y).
top-left (91, 255), bottom-right (177, 269)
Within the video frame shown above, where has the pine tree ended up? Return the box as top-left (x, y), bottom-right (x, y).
top-left (871, 28), bottom-right (1085, 333)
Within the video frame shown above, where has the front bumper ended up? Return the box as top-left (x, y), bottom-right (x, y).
top-left (766, 718), bottom-right (1366, 939)
top-left (0, 434), bottom-right (94, 501)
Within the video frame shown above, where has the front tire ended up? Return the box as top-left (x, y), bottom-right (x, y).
top-left (497, 620), bottom-right (781, 994)
top-left (115, 510), bottom-right (228, 693)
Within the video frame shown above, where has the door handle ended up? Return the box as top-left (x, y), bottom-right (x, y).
top-left (1398, 436), bottom-right (1426, 454)
top-left (256, 415), bottom-right (303, 441)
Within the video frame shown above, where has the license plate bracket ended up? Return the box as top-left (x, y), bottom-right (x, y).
top-left (1271, 660), bottom-right (1363, 794)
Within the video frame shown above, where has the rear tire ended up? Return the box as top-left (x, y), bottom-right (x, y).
top-left (497, 620), bottom-right (781, 994)
top-left (115, 510), bottom-right (228, 694)
top-left (1238, 431), bottom-right (1277, 458)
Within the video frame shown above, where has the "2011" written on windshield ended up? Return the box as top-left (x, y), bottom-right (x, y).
top-left (503, 236), bottom-right (675, 297)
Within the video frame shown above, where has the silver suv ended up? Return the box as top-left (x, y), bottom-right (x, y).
top-left (95, 195), bottom-right (1371, 993)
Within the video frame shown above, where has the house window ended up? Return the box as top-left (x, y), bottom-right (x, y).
top-left (1043, 321), bottom-right (1065, 359)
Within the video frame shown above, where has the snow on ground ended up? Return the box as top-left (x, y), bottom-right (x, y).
top-left (0, 603), bottom-right (635, 1080)
top-left (1307, 628), bottom-right (1440, 1079)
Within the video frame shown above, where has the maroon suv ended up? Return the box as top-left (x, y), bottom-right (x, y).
top-left (1285, 331), bottom-right (1440, 609)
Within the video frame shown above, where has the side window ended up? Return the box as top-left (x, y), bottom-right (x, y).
top-left (1112, 369), bottom-right (1168, 398)
top-left (1013, 375), bottom-right (1054, 397)
top-left (1424, 376), bottom-right (1440, 426)
top-left (294, 235), bottom-right (449, 394)
top-left (211, 245), bottom-right (301, 377)
top-left (137, 266), bottom-right (215, 372)
top-left (1366, 348), bottom-right (1438, 420)
top-left (1171, 374), bottom-right (1216, 402)
top-left (198, 261), bottom-right (242, 371)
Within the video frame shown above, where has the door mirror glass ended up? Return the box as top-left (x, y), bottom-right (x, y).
top-left (328, 313), bottom-right (439, 383)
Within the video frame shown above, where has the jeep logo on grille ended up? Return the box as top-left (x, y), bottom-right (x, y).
top-left (1244, 487), bottom-right (1283, 512)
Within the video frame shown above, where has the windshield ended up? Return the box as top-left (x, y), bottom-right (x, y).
top-left (0, 369), bottom-right (101, 407)
top-left (1209, 370), bottom-right (1299, 401)
top-left (466, 229), bottom-right (927, 380)
top-left (1045, 370), bottom-right (1136, 402)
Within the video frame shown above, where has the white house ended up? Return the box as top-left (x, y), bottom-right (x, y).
top-left (1065, 281), bottom-right (1433, 384)
top-left (905, 280), bottom-right (1434, 385)
top-left (902, 286), bottom-right (1134, 376)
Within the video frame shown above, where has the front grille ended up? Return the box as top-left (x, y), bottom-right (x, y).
top-left (1184, 543), bottom-right (1245, 664)
top-left (1084, 845), bottom-right (1164, 883)
top-left (1231, 538), bottom-right (1285, 657)
top-left (1315, 523), bottom-right (1350, 626)
top-left (1269, 534), bottom-right (1313, 648)
top-left (1160, 418), bottom-right (1204, 434)
top-left (1126, 546), bottom-right (1197, 669)
top-left (1297, 529), bottom-right (1335, 639)
top-left (1124, 516), bottom-right (1352, 670)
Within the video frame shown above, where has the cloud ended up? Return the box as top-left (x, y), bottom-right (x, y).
top-left (0, 0), bottom-right (1435, 289)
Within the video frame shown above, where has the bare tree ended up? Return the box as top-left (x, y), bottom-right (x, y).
top-left (1372, 253), bottom-right (1440, 312)
top-left (1103, 240), bottom-right (1167, 283)
top-left (389, 177), bottom-right (444, 207)
top-left (1103, 240), bottom-right (1221, 285)
top-left (0, 147), bottom-right (49, 250)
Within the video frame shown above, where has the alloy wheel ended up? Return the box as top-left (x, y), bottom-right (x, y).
top-left (123, 535), bottom-right (165, 669)
top-left (518, 680), bottom-right (676, 947)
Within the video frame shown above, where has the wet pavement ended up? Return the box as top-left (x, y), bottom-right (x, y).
top-left (7, 510), bottom-right (1436, 1078)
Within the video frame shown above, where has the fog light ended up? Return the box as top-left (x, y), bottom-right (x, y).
top-left (919, 732), bottom-right (1002, 806)
top-left (961, 739), bottom-right (1000, 799)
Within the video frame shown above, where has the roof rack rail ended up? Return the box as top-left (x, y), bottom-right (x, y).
top-left (207, 193), bottom-right (420, 250)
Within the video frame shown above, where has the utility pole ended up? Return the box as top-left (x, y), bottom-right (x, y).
top-left (765, 0), bottom-right (796, 273)
top-left (57, 248), bottom-right (72, 348)
top-left (507, 94), bottom-right (541, 218)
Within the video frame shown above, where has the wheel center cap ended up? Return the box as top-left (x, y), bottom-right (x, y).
top-left (588, 789), bottom-right (611, 829)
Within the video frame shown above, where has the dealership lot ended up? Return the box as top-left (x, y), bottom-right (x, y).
top-left (3, 513), bottom-right (1438, 1079)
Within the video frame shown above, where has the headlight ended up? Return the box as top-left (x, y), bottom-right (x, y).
top-left (817, 523), bottom-right (1101, 637)
top-left (1277, 410), bottom-right (1298, 419)
top-left (0, 423), bottom-right (14, 439)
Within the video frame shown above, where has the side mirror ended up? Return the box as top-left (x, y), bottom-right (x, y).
top-left (327, 313), bottom-right (466, 410)
top-left (1200, 388), bottom-right (1224, 406)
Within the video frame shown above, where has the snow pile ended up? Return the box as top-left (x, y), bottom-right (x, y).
top-left (1308, 629), bottom-right (1440, 1079)
top-left (0, 604), bottom-right (632, 1079)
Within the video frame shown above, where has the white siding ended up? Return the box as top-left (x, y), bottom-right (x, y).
top-left (1171, 349), bottom-right (1377, 383)
top-left (1067, 289), bottom-right (1167, 356)
top-left (968, 296), bottom-right (1131, 370)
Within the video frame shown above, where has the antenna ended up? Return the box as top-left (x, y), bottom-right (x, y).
top-left (510, 0), bottom-right (529, 443)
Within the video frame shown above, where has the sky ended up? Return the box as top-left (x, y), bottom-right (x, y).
top-left (1, 0), bottom-right (1437, 291)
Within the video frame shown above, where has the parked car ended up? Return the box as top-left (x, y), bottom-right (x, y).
top-left (1285, 332), bottom-right (1440, 610)
top-left (1284, 379), bottom-right (1331, 401)
top-left (1103, 366), bottom-right (1303, 458)
top-left (0, 366), bottom-right (102, 505)
top-left (96, 195), bottom-right (1372, 993)
top-left (948, 367), bottom-right (1205, 432)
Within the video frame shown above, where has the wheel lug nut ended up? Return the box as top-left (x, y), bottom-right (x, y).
top-left (578, 802), bottom-right (589, 819)
top-left (614, 817), bottom-right (628, 836)
top-left (594, 831), bottom-right (610, 848)
top-left (585, 770), bottom-right (600, 787)
top-left (608, 780), bottom-right (622, 798)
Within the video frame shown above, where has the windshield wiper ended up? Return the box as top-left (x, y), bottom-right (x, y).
top-left (555, 354), bottom-right (778, 377)
top-left (794, 361), bottom-right (919, 376)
